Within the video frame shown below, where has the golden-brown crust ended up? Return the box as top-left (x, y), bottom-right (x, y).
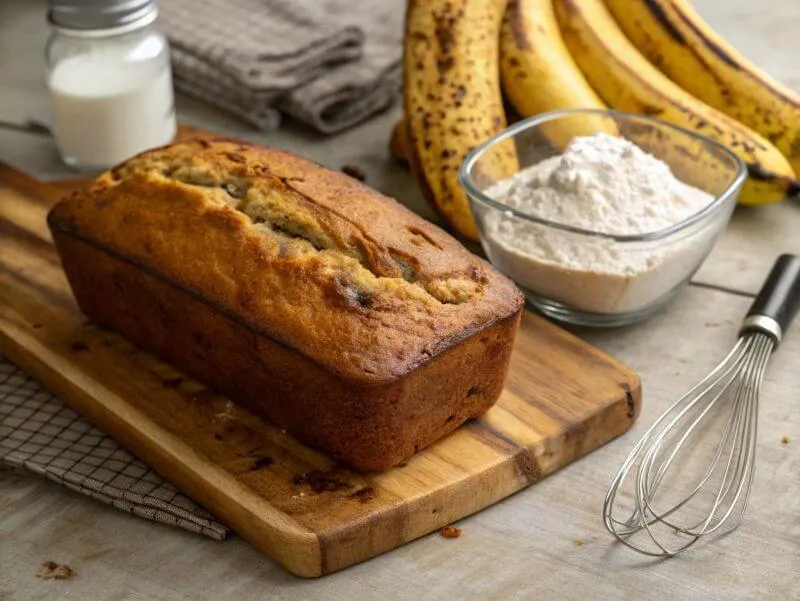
top-left (51, 232), bottom-right (519, 471)
top-left (48, 139), bottom-right (523, 385)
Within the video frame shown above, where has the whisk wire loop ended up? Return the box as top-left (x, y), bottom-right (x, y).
top-left (603, 332), bottom-right (774, 556)
top-left (604, 254), bottom-right (800, 556)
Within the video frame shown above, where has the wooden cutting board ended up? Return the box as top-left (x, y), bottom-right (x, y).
top-left (0, 158), bottom-right (641, 578)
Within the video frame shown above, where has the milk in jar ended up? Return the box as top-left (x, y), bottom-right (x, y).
top-left (46, 0), bottom-right (176, 170)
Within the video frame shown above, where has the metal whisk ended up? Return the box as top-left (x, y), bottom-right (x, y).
top-left (603, 253), bottom-right (800, 556)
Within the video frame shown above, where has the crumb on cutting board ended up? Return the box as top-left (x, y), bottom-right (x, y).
top-left (292, 469), bottom-right (353, 493)
top-left (36, 561), bottom-right (75, 580)
top-left (781, 436), bottom-right (790, 445)
top-left (250, 455), bottom-right (275, 470)
top-left (441, 525), bottom-right (461, 539)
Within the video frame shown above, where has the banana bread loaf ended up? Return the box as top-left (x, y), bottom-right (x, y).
top-left (47, 139), bottom-right (524, 471)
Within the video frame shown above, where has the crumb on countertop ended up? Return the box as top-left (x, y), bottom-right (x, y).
top-left (441, 525), bottom-right (461, 539)
top-left (781, 436), bottom-right (790, 445)
top-left (341, 164), bottom-right (366, 182)
top-left (36, 561), bottom-right (75, 580)
top-left (572, 539), bottom-right (584, 547)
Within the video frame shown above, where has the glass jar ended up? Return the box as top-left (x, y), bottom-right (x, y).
top-left (45, 0), bottom-right (177, 170)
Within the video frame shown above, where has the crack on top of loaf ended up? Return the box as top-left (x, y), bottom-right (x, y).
top-left (100, 144), bottom-right (485, 306)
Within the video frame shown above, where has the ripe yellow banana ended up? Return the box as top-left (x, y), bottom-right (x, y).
top-left (404, 0), bottom-right (518, 241)
top-left (500, 0), bottom-right (615, 146)
top-left (605, 0), bottom-right (800, 179)
top-left (555, 0), bottom-right (797, 205)
top-left (392, 106), bottom-right (523, 166)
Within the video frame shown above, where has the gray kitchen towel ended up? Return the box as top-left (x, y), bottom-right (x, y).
top-left (158, 0), bottom-right (403, 134)
top-left (0, 355), bottom-right (230, 540)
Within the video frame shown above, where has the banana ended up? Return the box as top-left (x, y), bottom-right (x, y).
top-left (500, 0), bottom-right (615, 147)
top-left (404, 0), bottom-right (518, 241)
top-left (391, 107), bottom-right (522, 165)
top-left (554, 0), bottom-right (797, 206)
top-left (606, 0), bottom-right (800, 179)
top-left (389, 118), bottom-right (408, 166)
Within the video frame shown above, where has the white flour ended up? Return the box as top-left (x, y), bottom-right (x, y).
top-left (481, 133), bottom-right (720, 315)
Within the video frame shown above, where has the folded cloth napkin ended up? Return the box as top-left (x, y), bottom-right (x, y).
top-left (158, 0), bottom-right (403, 134)
top-left (0, 356), bottom-right (230, 540)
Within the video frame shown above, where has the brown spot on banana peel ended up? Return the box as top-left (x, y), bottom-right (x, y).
top-left (437, 56), bottom-right (456, 72)
top-left (618, 1), bottom-right (747, 112)
top-left (747, 162), bottom-right (777, 182)
top-left (507, 0), bottom-right (532, 51)
top-left (670, 3), bottom-right (742, 70)
top-left (747, 162), bottom-right (800, 196)
top-left (433, 12), bottom-right (456, 52)
top-left (670, 1), bottom-right (800, 111)
top-left (599, 37), bottom-right (771, 159)
top-left (564, 0), bottom-right (794, 205)
top-left (405, 115), bottom-right (467, 235)
top-left (644, 0), bottom-right (686, 45)
top-left (404, 0), bottom-right (510, 241)
top-left (640, 104), bottom-right (664, 116)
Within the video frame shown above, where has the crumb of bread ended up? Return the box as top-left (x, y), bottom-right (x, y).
top-left (441, 525), bottom-right (461, 538)
top-left (572, 539), bottom-right (584, 547)
top-left (36, 561), bottom-right (75, 580)
top-left (781, 436), bottom-right (790, 445)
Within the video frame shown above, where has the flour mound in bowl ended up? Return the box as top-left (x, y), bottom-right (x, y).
top-left (481, 133), bottom-right (721, 314)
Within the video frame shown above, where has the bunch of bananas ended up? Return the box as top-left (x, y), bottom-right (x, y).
top-left (397, 0), bottom-right (800, 241)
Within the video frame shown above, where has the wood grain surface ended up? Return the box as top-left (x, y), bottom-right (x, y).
top-left (0, 162), bottom-right (640, 577)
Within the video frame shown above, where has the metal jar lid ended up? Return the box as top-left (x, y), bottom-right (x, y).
top-left (48, 0), bottom-right (158, 32)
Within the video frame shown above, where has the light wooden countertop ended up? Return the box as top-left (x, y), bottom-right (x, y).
top-left (1, 0), bottom-right (798, 599)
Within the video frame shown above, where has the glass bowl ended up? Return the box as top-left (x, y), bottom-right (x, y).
top-left (459, 109), bottom-right (747, 327)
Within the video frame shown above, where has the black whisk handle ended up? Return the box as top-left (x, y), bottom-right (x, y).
top-left (742, 254), bottom-right (800, 343)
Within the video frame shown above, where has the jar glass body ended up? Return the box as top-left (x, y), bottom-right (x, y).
top-left (45, 19), bottom-right (177, 170)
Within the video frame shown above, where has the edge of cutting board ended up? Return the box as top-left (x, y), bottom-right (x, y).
top-left (0, 148), bottom-right (641, 577)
